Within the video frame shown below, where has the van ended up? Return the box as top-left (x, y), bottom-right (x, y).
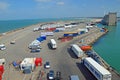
top-left (49, 39), bottom-right (57, 49)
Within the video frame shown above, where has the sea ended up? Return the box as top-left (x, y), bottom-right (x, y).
top-left (93, 21), bottom-right (120, 73)
top-left (0, 18), bottom-right (120, 73)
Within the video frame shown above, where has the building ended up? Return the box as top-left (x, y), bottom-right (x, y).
top-left (102, 12), bottom-right (117, 26)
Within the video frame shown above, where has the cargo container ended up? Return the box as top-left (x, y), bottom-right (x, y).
top-left (41, 32), bottom-right (54, 36)
top-left (64, 32), bottom-right (78, 37)
top-left (83, 57), bottom-right (111, 80)
top-left (46, 27), bottom-right (56, 31)
top-left (50, 39), bottom-right (57, 49)
top-left (80, 46), bottom-right (92, 51)
top-left (78, 28), bottom-right (89, 34)
top-left (71, 44), bottom-right (84, 58)
top-left (40, 35), bottom-right (46, 40)
top-left (20, 58), bottom-right (36, 71)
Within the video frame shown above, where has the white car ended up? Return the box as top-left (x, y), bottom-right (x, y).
top-left (10, 40), bottom-right (15, 44)
top-left (0, 44), bottom-right (6, 50)
top-left (45, 61), bottom-right (50, 69)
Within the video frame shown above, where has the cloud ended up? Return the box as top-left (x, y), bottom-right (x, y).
top-left (56, 2), bottom-right (64, 5)
top-left (0, 2), bottom-right (10, 10)
top-left (35, 0), bottom-right (51, 2)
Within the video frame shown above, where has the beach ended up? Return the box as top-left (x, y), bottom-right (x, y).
top-left (0, 20), bottom-right (120, 80)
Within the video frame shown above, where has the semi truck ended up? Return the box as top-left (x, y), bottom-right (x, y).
top-left (83, 57), bottom-right (112, 80)
top-left (50, 39), bottom-right (57, 49)
top-left (71, 44), bottom-right (84, 58)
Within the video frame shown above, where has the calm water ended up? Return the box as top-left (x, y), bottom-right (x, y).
top-left (93, 21), bottom-right (120, 73)
top-left (0, 18), bottom-right (120, 73)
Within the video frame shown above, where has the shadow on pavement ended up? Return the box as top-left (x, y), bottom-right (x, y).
top-left (67, 48), bottom-right (78, 59)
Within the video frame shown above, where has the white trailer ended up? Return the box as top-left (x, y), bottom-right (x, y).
top-left (83, 57), bottom-right (112, 80)
top-left (71, 44), bottom-right (84, 58)
top-left (20, 58), bottom-right (36, 70)
top-left (50, 39), bottom-right (57, 49)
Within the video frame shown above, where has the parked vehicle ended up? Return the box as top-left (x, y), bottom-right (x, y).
top-left (48, 70), bottom-right (54, 80)
top-left (0, 44), bottom-right (6, 50)
top-left (33, 27), bottom-right (40, 32)
top-left (83, 57), bottom-right (111, 80)
top-left (45, 61), bottom-right (50, 69)
top-left (55, 71), bottom-right (61, 80)
top-left (71, 44), bottom-right (84, 58)
top-left (28, 40), bottom-right (41, 49)
top-left (10, 40), bottom-right (15, 44)
top-left (0, 58), bottom-right (5, 65)
top-left (31, 49), bottom-right (40, 53)
top-left (70, 75), bottom-right (80, 80)
top-left (49, 39), bottom-right (57, 49)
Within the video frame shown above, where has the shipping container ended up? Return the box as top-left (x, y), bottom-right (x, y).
top-left (83, 57), bottom-right (111, 80)
top-left (64, 32), bottom-right (78, 37)
top-left (56, 27), bottom-right (65, 31)
top-left (80, 46), bottom-right (92, 51)
top-left (20, 58), bottom-right (36, 71)
top-left (41, 32), bottom-right (54, 36)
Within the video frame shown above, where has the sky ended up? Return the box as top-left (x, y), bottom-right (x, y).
top-left (0, 0), bottom-right (120, 20)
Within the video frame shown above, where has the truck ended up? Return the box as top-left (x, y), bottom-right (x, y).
top-left (83, 57), bottom-right (112, 80)
top-left (49, 39), bottom-right (57, 49)
top-left (71, 44), bottom-right (84, 58)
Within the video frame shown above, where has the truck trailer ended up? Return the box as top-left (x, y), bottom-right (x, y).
top-left (83, 57), bottom-right (111, 80)
top-left (71, 44), bottom-right (84, 58)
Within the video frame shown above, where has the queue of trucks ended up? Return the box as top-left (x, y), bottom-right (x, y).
top-left (70, 44), bottom-right (112, 80)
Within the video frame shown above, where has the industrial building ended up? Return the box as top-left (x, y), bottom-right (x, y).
top-left (102, 12), bottom-right (117, 26)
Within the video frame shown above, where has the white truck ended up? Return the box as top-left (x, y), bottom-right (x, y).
top-left (50, 39), bottom-right (57, 49)
top-left (71, 44), bottom-right (84, 58)
top-left (83, 57), bottom-right (112, 80)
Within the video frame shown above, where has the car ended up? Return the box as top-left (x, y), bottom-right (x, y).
top-left (31, 49), bottom-right (40, 52)
top-left (48, 70), bottom-right (54, 80)
top-left (70, 75), bottom-right (80, 80)
top-left (0, 44), bottom-right (6, 50)
top-left (10, 40), bottom-right (15, 44)
top-left (45, 61), bottom-right (50, 69)
top-left (55, 71), bottom-right (61, 80)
